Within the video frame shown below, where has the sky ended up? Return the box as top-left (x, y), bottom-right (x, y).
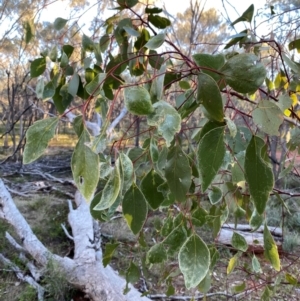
top-left (41, 0), bottom-right (271, 37)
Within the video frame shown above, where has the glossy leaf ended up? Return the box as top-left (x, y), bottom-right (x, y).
top-left (93, 164), bottom-right (121, 210)
top-left (253, 100), bottom-right (284, 136)
top-left (123, 183), bottom-right (148, 235)
top-left (147, 101), bottom-right (181, 146)
top-left (30, 57), bottom-right (46, 78)
top-left (144, 33), bottom-right (165, 50)
top-left (232, 232), bottom-right (248, 252)
top-left (264, 224), bottom-right (280, 271)
top-left (23, 117), bottom-right (59, 164)
top-left (71, 129), bottom-right (100, 201)
top-left (141, 169), bottom-right (165, 209)
top-left (244, 136), bottom-right (274, 214)
top-left (178, 234), bottom-right (210, 289)
top-left (198, 127), bottom-right (226, 192)
top-left (220, 53), bottom-right (266, 94)
top-left (197, 73), bottom-right (224, 122)
top-left (165, 144), bottom-right (191, 202)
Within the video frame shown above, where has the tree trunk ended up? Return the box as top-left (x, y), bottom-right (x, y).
top-left (0, 179), bottom-right (151, 301)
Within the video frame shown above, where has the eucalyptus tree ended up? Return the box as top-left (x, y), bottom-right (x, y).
top-left (1, 1), bottom-right (300, 300)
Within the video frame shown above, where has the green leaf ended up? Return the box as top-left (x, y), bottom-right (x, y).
top-left (23, 117), bottom-right (59, 164)
top-left (179, 81), bottom-right (191, 90)
top-left (252, 100), bottom-right (284, 136)
top-left (244, 136), bottom-right (274, 214)
top-left (147, 101), bottom-right (181, 146)
top-left (198, 127), bottom-right (226, 192)
top-left (144, 33), bottom-right (165, 50)
top-left (164, 145), bottom-right (192, 202)
top-left (35, 78), bottom-right (44, 99)
top-left (250, 209), bottom-right (263, 231)
top-left (42, 81), bottom-right (56, 101)
top-left (53, 17), bottom-right (68, 30)
top-left (264, 223), bottom-right (280, 271)
top-left (100, 34), bottom-right (110, 52)
top-left (220, 53), bottom-right (266, 94)
top-left (252, 255), bottom-right (262, 273)
top-left (82, 34), bottom-right (94, 52)
top-left (289, 38), bottom-right (300, 53)
top-left (124, 86), bottom-right (154, 115)
top-left (231, 151), bottom-right (245, 184)
top-left (93, 164), bottom-right (121, 210)
top-left (103, 243), bottom-right (119, 267)
top-left (285, 273), bottom-right (298, 285)
top-left (60, 52), bottom-right (68, 68)
top-left (178, 234), bottom-right (210, 289)
top-left (227, 253), bottom-right (238, 275)
top-left (125, 261), bottom-right (140, 288)
top-left (118, 153), bottom-right (135, 194)
top-left (123, 183), bottom-right (148, 235)
top-left (71, 129), bottom-right (100, 201)
top-left (24, 19), bottom-right (35, 44)
top-left (208, 186), bottom-right (222, 205)
top-left (225, 117), bottom-right (237, 138)
top-left (231, 4), bottom-right (254, 26)
top-left (30, 57), bottom-right (46, 78)
top-left (148, 50), bottom-right (164, 70)
top-left (277, 95), bottom-right (292, 113)
top-left (150, 64), bottom-right (166, 103)
top-left (163, 225), bottom-right (187, 254)
top-left (232, 232), bottom-right (248, 252)
top-left (233, 281), bottom-right (246, 293)
top-left (85, 73), bottom-right (106, 97)
top-left (141, 169), bottom-right (165, 210)
top-left (192, 207), bottom-right (207, 227)
top-left (224, 30), bottom-right (248, 49)
top-left (146, 243), bottom-right (167, 264)
top-left (150, 137), bottom-right (159, 163)
top-left (148, 14), bottom-right (171, 29)
top-left (261, 286), bottom-right (272, 301)
top-left (145, 7), bottom-right (163, 14)
top-left (63, 45), bottom-right (74, 58)
top-left (117, 0), bottom-right (138, 9)
top-left (123, 26), bottom-right (140, 37)
top-left (68, 74), bottom-right (79, 97)
top-left (196, 73), bottom-right (224, 122)
top-left (193, 53), bottom-right (225, 81)
top-left (198, 272), bottom-right (211, 294)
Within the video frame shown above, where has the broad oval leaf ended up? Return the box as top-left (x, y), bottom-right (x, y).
top-left (68, 73), bottom-right (80, 97)
top-left (103, 242), bottom-right (119, 267)
top-left (197, 73), bottom-right (224, 122)
top-left (252, 100), bottom-right (284, 136)
top-left (264, 223), bottom-right (280, 271)
top-left (141, 169), bottom-right (165, 209)
top-left (100, 34), bottom-right (110, 52)
top-left (198, 127), bottom-right (226, 192)
top-left (93, 164), bottom-right (121, 211)
top-left (178, 234), bottom-right (210, 289)
top-left (82, 34), bottom-right (94, 52)
top-left (30, 57), bottom-right (46, 78)
top-left (227, 254), bottom-right (238, 275)
top-left (165, 145), bottom-right (192, 202)
top-left (220, 53), bottom-right (266, 94)
top-left (123, 183), bottom-right (148, 235)
top-left (117, 0), bottom-right (138, 8)
top-left (23, 117), bottom-right (59, 164)
top-left (144, 33), bottom-right (165, 50)
top-left (193, 53), bottom-right (225, 81)
top-left (208, 186), bottom-right (223, 204)
top-left (71, 129), bottom-right (100, 201)
top-left (148, 14), bottom-right (171, 29)
top-left (124, 86), bottom-right (154, 115)
top-left (118, 153), bottom-right (135, 193)
top-left (147, 101), bottom-right (181, 146)
top-left (146, 243), bottom-right (167, 264)
top-left (244, 136), bottom-right (274, 214)
top-left (232, 232), bottom-right (248, 252)
top-left (85, 73), bottom-right (106, 97)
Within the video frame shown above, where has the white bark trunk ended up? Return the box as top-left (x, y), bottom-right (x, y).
top-left (0, 179), bottom-right (151, 301)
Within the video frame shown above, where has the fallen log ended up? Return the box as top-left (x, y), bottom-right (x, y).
top-left (216, 223), bottom-right (283, 253)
